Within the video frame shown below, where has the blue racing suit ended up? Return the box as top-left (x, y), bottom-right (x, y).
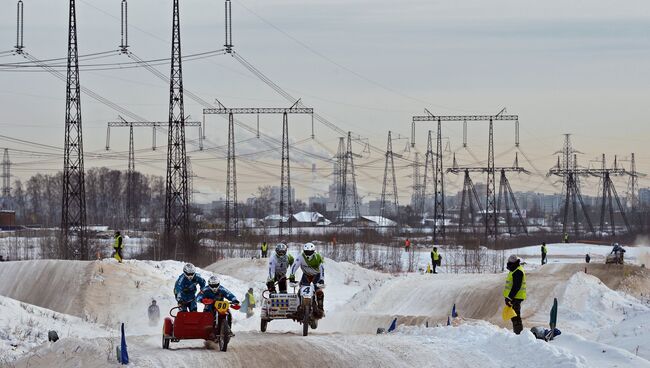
top-left (196, 285), bottom-right (239, 313)
top-left (174, 273), bottom-right (207, 312)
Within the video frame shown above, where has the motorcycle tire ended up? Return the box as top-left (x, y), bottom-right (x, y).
top-left (219, 320), bottom-right (231, 352)
top-left (261, 318), bottom-right (268, 332)
top-left (302, 302), bottom-right (311, 336)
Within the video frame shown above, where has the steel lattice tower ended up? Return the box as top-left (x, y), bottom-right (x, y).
top-left (338, 132), bottom-right (360, 222)
top-left (433, 120), bottom-right (445, 245)
top-left (457, 169), bottom-right (483, 234)
top-left (422, 131), bottom-right (434, 221)
top-left (334, 137), bottom-right (345, 208)
top-left (627, 153), bottom-right (638, 210)
top-left (1, 149), bottom-right (10, 198)
top-left (279, 112), bottom-right (292, 237)
top-left (15, 1), bottom-right (24, 54)
top-left (164, 0), bottom-right (190, 257)
top-left (484, 118), bottom-right (498, 244)
top-left (411, 152), bottom-right (424, 216)
top-left (380, 131), bottom-right (399, 226)
top-left (61, 0), bottom-right (87, 260)
top-left (126, 124), bottom-right (135, 227)
top-left (225, 112), bottom-right (238, 235)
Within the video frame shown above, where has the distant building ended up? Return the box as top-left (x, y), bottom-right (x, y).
top-left (288, 211), bottom-right (331, 227)
top-left (640, 188), bottom-right (650, 206)
top-left (0, 210), bottom-right (16, 229)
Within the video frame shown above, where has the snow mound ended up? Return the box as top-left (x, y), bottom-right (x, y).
top-left (531, 272), bottom-right (650, 335)
top-left (0, 295), bottom-right (114, 365)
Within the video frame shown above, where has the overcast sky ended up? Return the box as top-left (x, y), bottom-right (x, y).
top-left (1, 0), bottom-right (649, 203)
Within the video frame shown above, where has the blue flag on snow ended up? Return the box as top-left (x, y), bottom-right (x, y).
top-left (120, 323), bottom-right (129, 365)
top-left (387, 318), bottom-right (397, 332)
top-left (451, 304), bottom-right (458, 318)
top-left (447, 316), bottom-right (450, 326)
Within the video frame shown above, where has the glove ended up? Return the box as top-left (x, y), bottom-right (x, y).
top-left (317, 280), bottom-right (326, 289)
top-left (289, 274), bottom-right (295, 283)
top-left (232, 299), bottom-right (240, 305)
top-left (505, 298), bottom-right (512, 307)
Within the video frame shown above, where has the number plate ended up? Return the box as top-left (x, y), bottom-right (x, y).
top-left (215, 300), bottom-right (230, 313)
top-left (300, 286), bottom-right (314, 298)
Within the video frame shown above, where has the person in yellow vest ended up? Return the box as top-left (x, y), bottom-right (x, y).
top-left (261, 242), bottom-right (268, 258)
top-left (113, 231), bottom-right (124, 263)
top-left (541, 242), bottom-right (548, 265)
top-left (431, 247), bottom-right (441, 274)
top-left (241, 287), bottom-right (256, 318)
top-left (504, 254), bottom-right (526, 334)
top-left (563, 233), bottom-right (569, 243)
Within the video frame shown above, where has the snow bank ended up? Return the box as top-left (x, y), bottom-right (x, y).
top-left (0, 295), bottom-right (114, 365)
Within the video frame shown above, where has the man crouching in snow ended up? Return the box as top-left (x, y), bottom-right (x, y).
top-left (504, 255), bottom-right (526, 334)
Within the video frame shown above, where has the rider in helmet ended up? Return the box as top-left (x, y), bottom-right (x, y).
top-left (196, 275), bottom-right (240, 331)
top-left (289, 242), bottom-right (325, 314)
top-left (196, 275), bottom-right (240, 312)
top-left (267, 243), bottom-right (295, 293)
top-left (174, 263), bottom-right (207, 312)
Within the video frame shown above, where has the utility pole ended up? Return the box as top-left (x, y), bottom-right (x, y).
top-left (203, 101), bottom-right (313, 237)
top-left (165, 0), bottom-right (190, 259)
top-left (61, 0), bottom-right (87, 260)
top-left (380, 131), bottom-right (399, 227)
top-left (1, 149), bottom-right (10, 200)
top-left (338, 132), bottom-right (360, 222)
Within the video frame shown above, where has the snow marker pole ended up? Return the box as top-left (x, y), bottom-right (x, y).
top-left (120, 323), bottom-right (129, 364)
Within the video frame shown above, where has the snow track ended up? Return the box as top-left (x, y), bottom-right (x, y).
top-left (1, 255), bottom-right (650, 367)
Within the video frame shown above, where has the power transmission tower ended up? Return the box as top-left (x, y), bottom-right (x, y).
top-left (280, 112), bottom-right (292, 236)
top-left (412, 110), bottom-right (519, 246)
top-left (422, 131), bottom-right (434, 221)
top-left (165, 0), bottom-right (190, 258)
top-left (203, 101), bottom-right (313, 237)
top-left (338, 132), bottom-right (360, 222)
top-left (333, 137), bottom-right (346, 211)
top-left (411, 152), bottom-right (424, 217)
top-left (15, 0), bottom-right (24, 54)
top-left (61, 0), bottom-right (87, 260)
top-left (548, 136), bottom-right (594, 237)
top-left (119, 0), bottom-right (128, 54)
top-left (224, 0), bottom-right (233, 54)
top-left (380, 131), bottom-right (399, 227)
top-left (449, 161), bottom-right (528, 236)
top-left (597, 155), bottom-right (631, 236)
top-left (225, 113), bottom-right (238, 236)
top-left (1, 149), bottom-right (10, 201)
top-left (433, 119), bottom-right (445, 245)
top-left (105, 118), bottom-right (202, 230)
top-left (187, 156), bottom-right (194, 205)
top-left (126, 124), bottom-right (135, 227)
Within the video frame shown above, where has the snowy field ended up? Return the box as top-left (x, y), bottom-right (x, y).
top-left (0, 242), bottom-right (649, 367)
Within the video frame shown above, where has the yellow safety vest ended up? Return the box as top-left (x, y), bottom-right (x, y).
top-left (247, 292), bottom-right (255, 306)
top-left (431, 250), bottom-right (440, 261)
top-left (261, 243), bottom-right (268, 251)
top-left (114, 235), bottom-right (123, 249)
top-left (542, 245), bottom-right (547, 254)
top-left (503, 265), bottom-right (526, 300)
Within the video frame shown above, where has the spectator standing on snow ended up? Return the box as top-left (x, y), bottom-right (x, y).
top-left (541, 242), bottom-right (548, 265)
top-left (504, 255), bottom-right (526, 335)
top-left (431, 247), bottom-right (441, 274)
top-left (404, 238), bottom-right (411, 252)
top-left (113, 231), bottom-right (124, 263)
top-left (148, 300), bottom-right (160, 326)
top-left (241, 288), bottom-right (256, 318)
top-left (261, 242), bottom-right (268, 258)
top-left (585, 254), bottom-right (591, 263)
top-left (563, 233), bottom-right (569, 243)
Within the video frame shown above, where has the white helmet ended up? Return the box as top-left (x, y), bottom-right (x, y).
top-left (208, 275), bottom-right (220, 292)
top-left (303, 242), bottom-right (316, 260)
top-left (183, 263), bottom-right (196, 280)
top-left (276, 243), bottom-right (288, 256)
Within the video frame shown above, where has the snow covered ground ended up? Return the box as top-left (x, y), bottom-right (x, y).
top-left (0, 242), bottom-right (649, 367)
